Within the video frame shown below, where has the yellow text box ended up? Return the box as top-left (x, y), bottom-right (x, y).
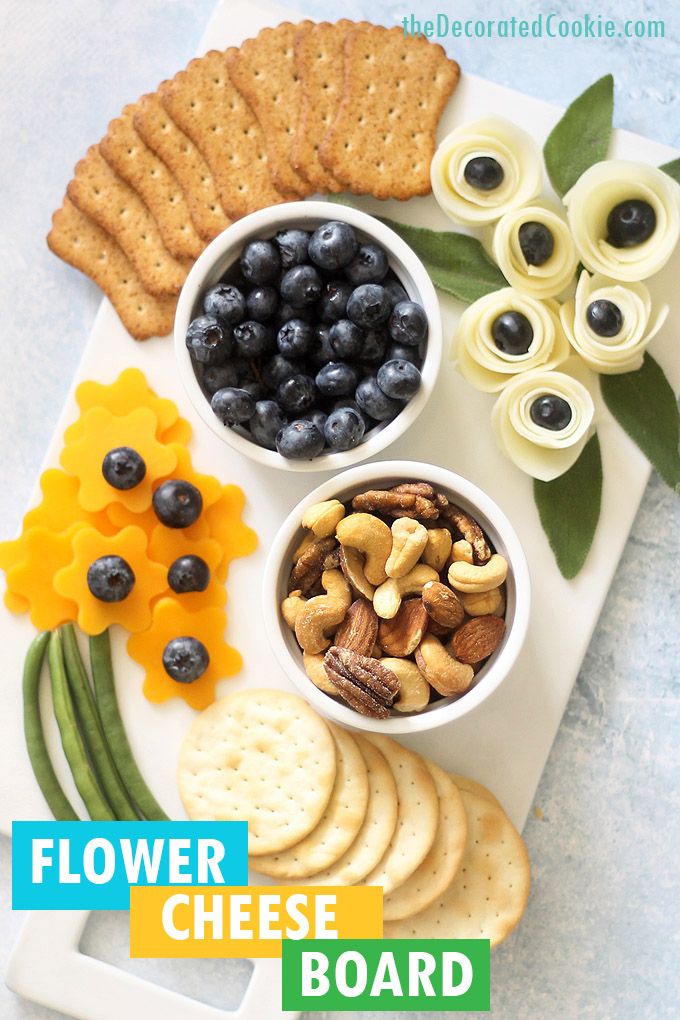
top-left (130, 885), bottom-right (383, 958)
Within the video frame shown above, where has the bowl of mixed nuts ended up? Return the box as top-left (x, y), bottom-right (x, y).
top-left (263, 460), bottom-right (530, 733)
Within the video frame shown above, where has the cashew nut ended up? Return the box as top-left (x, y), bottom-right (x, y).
top-left (447, 554), bottom-right (508, 594)
top-left (415, 635), bottom-right (474, 696)
top-left (339, 545), bottom-right (375, 600)
top-left (460, 586), bottom-right (505, 617)
top-left (385, 518), bottom-right (429, 579)
top-left (302, 499), bottom-right (345, 538)
top-left (303, 652), bottom-right (337, 695)
top-left (381, 658), bottom-right (430, 713)
top-left (336, 513), bottom-right (392, 585)
top-left (421, 528), bottom-right (452, 572)
top-left (451, 539), bottom-right (473, 564)
top-left (373, 564), bottom-right (438, 620)
top-left (281, 590), bottom-right (306, 629)
top-left (294, 569), bottom-right (352, 654)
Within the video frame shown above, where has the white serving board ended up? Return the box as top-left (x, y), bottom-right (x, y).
top-left (3, 0), bottom-right (679, 1018)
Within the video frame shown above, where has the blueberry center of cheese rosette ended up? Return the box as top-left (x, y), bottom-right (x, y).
top-left (101, 447), bottom-right (146, 490)
top-left (529, 394), bottom-right (573, 432)
top-left (492, 311), bottom-right (534, 356)
top-left (463, 155), bottom-right (504, 191)
top-left (606, 199), bottom-right (656, 248)
top-left (87, 555), bottom-right (135, 602)
top-left (162, 636), bottom-right (210, 683)
top-left (586, 298), bottom-right (623, 337)
top-left (518, 221), bottom-right (555, 267)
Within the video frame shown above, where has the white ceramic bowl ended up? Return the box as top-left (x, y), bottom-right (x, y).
top-left (174, 201), bottom-right (442, 472)
top-left (263, 460), bottom-right (531, 733)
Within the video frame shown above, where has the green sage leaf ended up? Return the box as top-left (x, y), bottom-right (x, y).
top-left (544, 74), bottom-right (614, 198)
top-left (600, 353), bottom-right (680, 491)
top-left (534, 434), bottom-right (602, 579)
top-left (379, 218), bottom-right (507, 303)
top-left (660, 158), bottom-right (680, 186)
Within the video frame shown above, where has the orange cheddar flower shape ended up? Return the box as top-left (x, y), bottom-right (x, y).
top-left (54, 526), bottom-right (166, 635)
top-left (61, 406), bottom-right (177, 514)
top-left (204, 485), bottom-right (258, 582)
top-left (5, 524), bottom-right (84, 629)
top-left (23, 469), bottom-right (116, 535)
top-left (64, 368), bottom-right (181, 443)
top-left (147, 526), bottom-right (226, 610)
top-left (128, 597), bottom-right (242, 710)
top-left (161, 417), bottom-right (193, 445)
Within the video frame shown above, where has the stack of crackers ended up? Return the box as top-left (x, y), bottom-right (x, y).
top-left (179, 690), bottom-right (530, 946)
top-left (47, 21), bottom-right (459, 341)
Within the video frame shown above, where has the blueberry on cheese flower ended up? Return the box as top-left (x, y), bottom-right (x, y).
top-left (153, 480), bottom-right (203, 528)
top-left (163, 636), bottom-right (209, 683)
top-left (87, 555), bottom-right (135, 602)
top-left (102, 447), bottom-right (146, 490)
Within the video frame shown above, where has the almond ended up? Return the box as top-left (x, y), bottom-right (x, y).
top-left (421, 580), bottom-right (465, 629)
top-left (450, 615), bottom-right (506, 664)
top-left (334, 597), bottom-right (379, 657)
top-left (378, 598), bottom-right (429, 657)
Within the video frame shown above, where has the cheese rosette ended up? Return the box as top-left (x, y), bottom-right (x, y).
top-left (454, 287), bottom-right (570, 393)
top-left (560, 271), bottom-right (668, 375)
top-left (491, 203), bottom-right (579, 299)
top-left (491, 358), bottom-right (596, 481)
top-left (564, 160), bottom-right (680, 281)
top-left (431, 116), bottom-right (543, 225)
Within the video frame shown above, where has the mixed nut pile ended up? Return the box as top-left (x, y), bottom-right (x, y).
top-left (281, 481), bottom-right (509, 718)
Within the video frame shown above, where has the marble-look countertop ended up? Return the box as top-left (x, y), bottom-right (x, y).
top-left (0, 2), bottom-right (678, 1018)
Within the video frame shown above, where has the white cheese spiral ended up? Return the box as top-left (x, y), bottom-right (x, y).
top-left (564, 160), bottom-right (680, 281)
top-left (491, 202), bottom-right (579, 299)
top-left (560, 271), bottom-right (668, 374)
top-left (454, 287), bottom-right (570, 392)
top-left (431, 116), bottom-right (543, 225)
top-left (490, 359), bottom-right (596, 481)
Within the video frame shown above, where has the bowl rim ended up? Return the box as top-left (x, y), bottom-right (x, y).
top-left (174, 200), bottom-right (443, 473)
top-left (262, 459), bottom-right (531, 733)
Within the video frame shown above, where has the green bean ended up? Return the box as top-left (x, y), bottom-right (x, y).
top-left (23, 632), bottom-right (80, 821)
top-left (48, 631), bottom-right (115, 821)
top-left (60, 624), bottom-right (139, 821)
top-left (89, 630), bottom-right (169, 821)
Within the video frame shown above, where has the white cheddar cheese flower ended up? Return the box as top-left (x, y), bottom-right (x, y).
top-left (564, 160), bottom-right (680, 281)
top-left (491, 359), bottom-right (596, 481)
top-left (454, 287), bottom-right (570, 393)
top-left (491, 203), bottom-right (579, 299)
top-left (431, 116), bottom-right (543, 225)
top-left (560, 271), bottom-right (668, 375)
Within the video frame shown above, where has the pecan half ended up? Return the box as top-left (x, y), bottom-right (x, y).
top-left (378, 598), bottom-right (429, 657)
top-left (334, 598), bottom-right (379, 657)
top-left (441, 505), bottom-right (491, 564)
top-left (323, 646), bottom-right (400, 719)
top-left (351, 488), bottom-right (440, 521)
top-left (289, 536), bottom-right (337, 596)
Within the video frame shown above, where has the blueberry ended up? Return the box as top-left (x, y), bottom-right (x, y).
top-left (492, 312), bottom-right (534, 355)
top-left (303, 409), bottom-right (328, 434)
top-left (344, 243), bottom-right (389, 286)
top-left (331, 398), bottom-right (373, 430)
top-left (355, 375), bottom-right (402, 421)
top-left (240, 380), bottom-right (268, 401)
top-left (276, 420), bottom-right (325, 460)
top-left (463, 155), bottom-right (504, 191)
top-left (308, 324), bottom-right (336, 369)
top-left (101, 447), bottom-right (146, 490)
top-left (202, 362), bottom-right (239, 395)
top-left (249, 400), bottom-right (288, 450)
top-left (233, 320), bottom-right (274, 357)
top-left (277, 319), bottom-right (314, 358)
top-left (586, 299), bottom-right (623, 337)
top-left (324, 407), bottom-right (365, 451)
top-left (262, 354), bottom-right (302, 391)
top-left (317, 280), bottom-right (352, 323)
top-left (277, 374), bottom-right (318, 415)
top-left (168, 555), bottom-right (210, 594)
top-left (185, 315), bottom-right (232, 365)
top-left (203, 283), bottom-right (246, 325)
top-left (360, 328), bottom-right (388, 365)
top-left (606, 199), bottom-right (656, 248)
top-left (280, 264), bottom-right (323, 306)
top-left (518, 222), bottom-right (554, 267)
top-left (387, 341), bottom-right (421, 366)
top-left (240, 239), bottom-right (281, 284)
top-left (275, 228), bottom-right (310, 270)
top-left (162, 636), bottom-right (209, 683)
top-left (388, 300), bottom-right (428, 347)
top-left (246, 286), bottom-right (278, 322)
top-left (153, 480), bottom-right (203, 528)
top-left (530, 394), bottom-right (573, 431)
top-left (315, 361), bottom-right (358, 397)
top-left (87, 556), bottom-right (135, 603)
top-left (377, 359), bottom-right (421, 400)
top-left (211, 387), bottom-right (256, 425)
top-left (276, 301), bottom-right (315, 326)
top-left (346, 284), bottom-right (391, 329)
top-left (308, 221), bottom-right (359, 270)
top-left (329, 319), bottom-right (364, 359)
top-left (383, 276), bottom-right (409, 308)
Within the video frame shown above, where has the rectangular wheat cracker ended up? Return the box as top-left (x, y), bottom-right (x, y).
top-left (133, 92), bottom-right (230, 242)
top-left (100, 103), bottom-right (204, 261)
top-left (159, 50), bottom-right (289, 219)
top-left (47, 199), bottom-right (177, 340)
top-left (66, 145), bottom-right (189, 296)
top-left (319, 25), bottom-right (460, 200)
top-left (226, 24), bottom-right (315, 198)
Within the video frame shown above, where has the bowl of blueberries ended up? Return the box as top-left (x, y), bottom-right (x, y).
top-left (174, 201), bottom-right (442, 470)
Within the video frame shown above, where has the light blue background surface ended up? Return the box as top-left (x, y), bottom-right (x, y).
top-left (0, 1), bottom-right (678, 1017)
